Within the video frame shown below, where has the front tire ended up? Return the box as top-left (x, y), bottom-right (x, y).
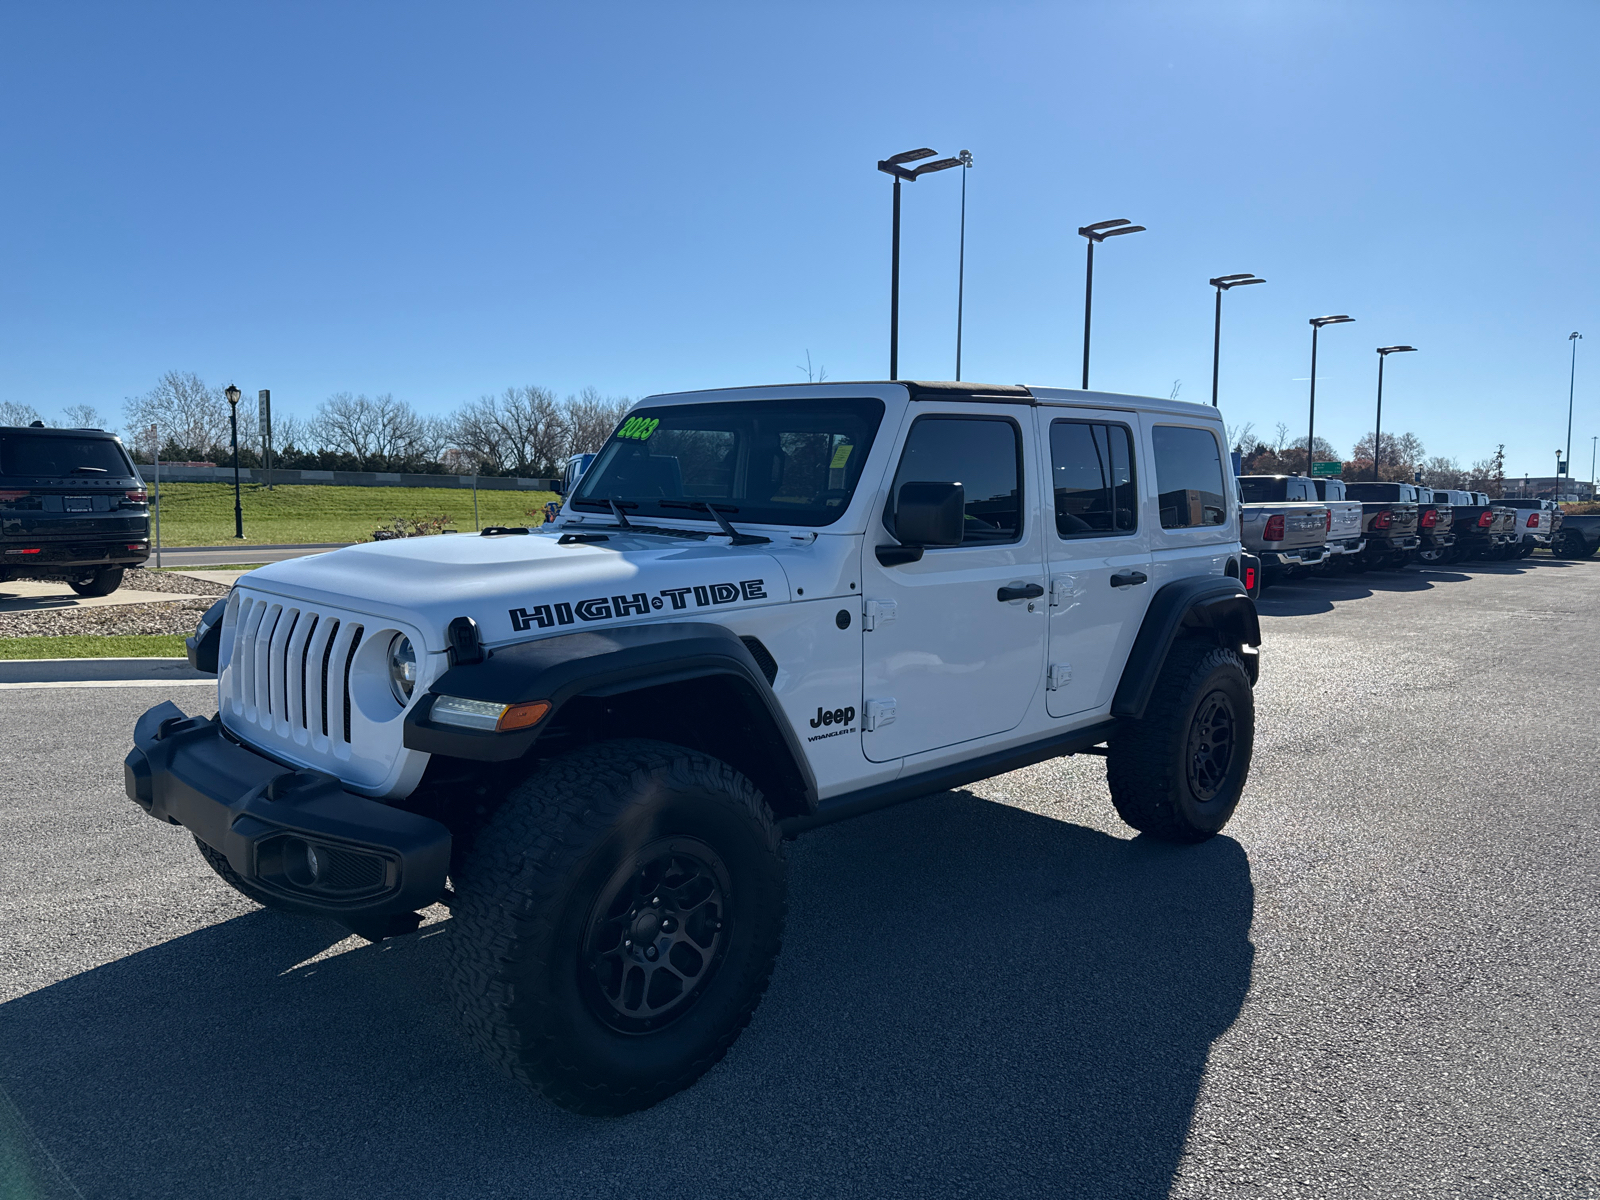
top-left (446, 739), bottom-right (786, 1115)
top-left (1106, 641), bottom-right (1255, 843)
top-left (70, 567), bottom-right (124, 597)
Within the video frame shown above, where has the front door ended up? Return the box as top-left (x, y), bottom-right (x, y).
top-left (860, 408), bottom-right (1046, 763)
top-left (1036, 410), bottom-right (1153, 718)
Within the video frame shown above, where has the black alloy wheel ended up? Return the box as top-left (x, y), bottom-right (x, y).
top-left (580, 837), bottom-right (731, 1034)
top-left (1185, 691), bottom-right (1237, 803)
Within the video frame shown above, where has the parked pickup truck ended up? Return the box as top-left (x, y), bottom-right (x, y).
top-left (1311, 477), bottom-right (1366, 568)
top-left (1412, 487), bottom-right (1457, 565)
top-left (1342, 482), bottom-right (1421, 569)
top-left (1486, 497), bottom-right (1521, 558)
top-left (1439, 490), bottom-right (1499, 562)
top-left (1550, 510), bottom-right (1600, 558)
top-left (1237, 476), bottom-right (1329, 585)
top-left (1496, 498), bottom-right (1553, 557)
top-left (0, 422), bottom-right (150, 595)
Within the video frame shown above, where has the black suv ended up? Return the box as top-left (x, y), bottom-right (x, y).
top-left (0, 423), bottom-right (150, 595)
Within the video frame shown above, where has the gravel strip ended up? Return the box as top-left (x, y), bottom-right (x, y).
top-left (124, 569), bottom-right (232, 597)
top-left (0, 598), bottom-right (211, 639)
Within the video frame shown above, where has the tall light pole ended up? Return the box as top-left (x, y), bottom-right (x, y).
top-left (1078, 218), bottom-right (1146, 389)
top-left (877, 147), bottom-right (962, 380)
top-left (1372, 345), bottom-right (1417, 481)
top-left (1566, 332), bottom-right (1582, 481)
top-left (1306, 315), bottom-right (1354, 476)
top-left (1209, 274), bottom-right (1265, 406)
top-left (1590, 434), bottom-right (1596, 501)
top-left (955, 149), bottom-right (973, 381)
top-left (225, 384), bottom-right (243, 539)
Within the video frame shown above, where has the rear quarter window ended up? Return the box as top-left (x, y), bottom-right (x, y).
top-left (1152, 425), bottom-right (1228, 529)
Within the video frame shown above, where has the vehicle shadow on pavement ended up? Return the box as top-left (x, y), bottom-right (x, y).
top-left (0, 792), bottom-right (1253, 1200)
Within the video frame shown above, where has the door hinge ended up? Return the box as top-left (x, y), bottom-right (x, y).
top-left (1046, 662), bottom-right (1072, 691)
top-left (864, 698), bottom-right (897, 731)
top-left (862, 598), bottom-right (897, 631)
top-left (1049, 578), bottom-right (1074, 607)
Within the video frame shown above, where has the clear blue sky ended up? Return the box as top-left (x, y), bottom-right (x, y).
top-left (1, 2), bottom-right (1595, 477)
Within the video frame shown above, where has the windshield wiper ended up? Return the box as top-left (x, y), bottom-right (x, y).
top-left (660, 501), bottom-right (770, 546)
top-left (70, 466), bottom-right (108, 474)
top-left (608, 499), bottom-right (633, 529)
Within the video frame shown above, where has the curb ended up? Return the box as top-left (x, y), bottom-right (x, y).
top-left (0, 657), bottom-right (212, 685)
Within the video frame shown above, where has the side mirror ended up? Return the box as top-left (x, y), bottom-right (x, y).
top-left (876, 481), bottom-right (966, 568)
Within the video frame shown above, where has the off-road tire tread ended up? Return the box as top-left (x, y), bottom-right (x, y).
top-left (1106, 640), bottom-right (1253, 844)
top-left (192, 833), bottom-right (297, 909)
top-left (445, 738), bottom-right (784, 1116)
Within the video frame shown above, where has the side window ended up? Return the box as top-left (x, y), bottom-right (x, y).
top-left (1048, 420), bottom-right (1136, 538)
top-left (888, 416), bottom-right (1022, 545)
top-left (1152, 425), bottom-right (1227, 529)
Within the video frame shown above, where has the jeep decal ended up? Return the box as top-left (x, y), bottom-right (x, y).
top-left (509, 578), bottom-right (768, 633)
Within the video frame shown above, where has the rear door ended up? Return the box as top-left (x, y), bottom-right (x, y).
top-left (1035, 409), bottom-right (1152, 718)
top-left (859, 405), bottom-right (1046, 762)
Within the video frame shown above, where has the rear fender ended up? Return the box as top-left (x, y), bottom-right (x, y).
top-left (1111, 577), bottom-right (1259, 719)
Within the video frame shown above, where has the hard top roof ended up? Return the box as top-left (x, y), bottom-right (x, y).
top-left (637, 379), bottom-right (1220, 417)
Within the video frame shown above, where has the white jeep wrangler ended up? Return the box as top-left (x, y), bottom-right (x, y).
top-left (125, 380), bottom-right (1261, 1114)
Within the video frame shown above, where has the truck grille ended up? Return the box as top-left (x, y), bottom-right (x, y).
top-left (224, 594), bottom-right (365, 748)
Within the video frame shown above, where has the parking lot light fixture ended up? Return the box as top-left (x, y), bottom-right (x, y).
top-left (1209, 274), bottom-right (1265, 407)
top-left (1567, 332), bottom-right (1582, 480)
top-left (1078, 219), bottom-right (1146, 389)
top-left (877, 148), bottom-right (963, 380)
top-left (1306, 315), bottom-right (1354, 476)
top-left (955, 150), bottom-right (974, 381)
top-left (225, 384), bottom-right (243, 539)
top-left (1372, 345), bottom-right (1417, 481)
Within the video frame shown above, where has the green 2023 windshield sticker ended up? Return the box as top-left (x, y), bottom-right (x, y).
top-left (616, 416), bottom-right (661, 441)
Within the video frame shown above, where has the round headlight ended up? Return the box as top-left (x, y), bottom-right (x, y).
top-left (388, 634), bottom-right (417, 705)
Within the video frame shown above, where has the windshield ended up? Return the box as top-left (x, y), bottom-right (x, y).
top-left (0, 433), bottom-right (134, 478)
top-left (573, 398), bottom-right (886, 527)
top-left (1237, 477), bottom-right (1288, 502)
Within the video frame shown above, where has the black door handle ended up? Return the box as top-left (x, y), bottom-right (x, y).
top-left (1110, 571), bottom-right (1148, 588)
top-left (997, 583), bottom-right (1045, 602)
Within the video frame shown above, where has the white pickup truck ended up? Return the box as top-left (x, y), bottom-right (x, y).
top-left (124, 380), bottom-right (1262, 1115)
top-left (1237, 474), bottom-right (1336, 583)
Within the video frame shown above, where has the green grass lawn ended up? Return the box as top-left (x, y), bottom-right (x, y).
top-left (149, 482), bottom-right (558, 547)
top-left (0, 635), bottom-right (188, 659)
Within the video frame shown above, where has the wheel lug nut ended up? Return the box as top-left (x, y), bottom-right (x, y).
top-left (645, 946), bottom-right (658, 961)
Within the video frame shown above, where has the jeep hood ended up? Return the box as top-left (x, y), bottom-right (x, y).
top-left (238, 532), bottom-right (793, 652)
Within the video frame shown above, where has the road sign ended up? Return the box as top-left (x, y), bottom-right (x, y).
top-left (1311, 460), bottom-right (1342, 477)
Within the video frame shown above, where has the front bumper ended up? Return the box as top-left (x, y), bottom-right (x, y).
top-left (124, 701), bottom-right (450, 923)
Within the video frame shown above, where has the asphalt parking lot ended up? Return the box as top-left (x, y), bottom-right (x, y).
top-left (1, 558), bottom-right (1595, 1200)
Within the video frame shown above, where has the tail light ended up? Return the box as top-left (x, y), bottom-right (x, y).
top-left (1324, 510), bottom-right (1332, 532)
top-left (1244, 565), bottom-right (1257, 591)
top-left (4, 548), bottom-right (41, 555)
top-left (125, 488), bottom-right (148, 504)
top-left (1421, 508), bottom-right (1437, 528)
top-left (1477, 511), bottom-right (1494, 527)
top-left (1264, 514), bottom-right (1285, 541)
top-left (1528, 513), bottom-right (1540, 528)
top-left (1373, 510), bottom-right (1392, 529)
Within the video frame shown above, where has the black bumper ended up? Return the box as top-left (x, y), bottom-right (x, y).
top-left (124, 701), bottom-right (450, 923)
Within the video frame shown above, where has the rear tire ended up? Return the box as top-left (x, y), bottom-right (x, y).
top-left (446, 739), bottom-right (786, 1115)
top-left (69, 567), bottom-right (124, 597)
top-left (1106, 641), bottom-right (1254, 843)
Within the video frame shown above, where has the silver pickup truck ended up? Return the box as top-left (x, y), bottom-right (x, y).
top-left (1311, 477), bottom-right (1367, 569)
top-left (1237, 475), bottom-right (1330, 586)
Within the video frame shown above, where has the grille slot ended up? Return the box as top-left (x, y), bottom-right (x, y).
top-left (225, 595), bottom-right (367, 751)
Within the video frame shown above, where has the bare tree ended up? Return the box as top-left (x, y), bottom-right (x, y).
top-left (123, 371), bottom-right (232, 458)
top-left (1350, 430), bottom-right (1426, 480)
top-left (1224, 420), bottom-right (1256, 454)
top-left (61, 403), bottom-right (107, 429)
top-left (561, 387), bottom-right (632, 456)
top-left (451, 386), bottom-right (568, 477)
top-left (1272, 422), bottom-right (1291, 454)
top-left (1, 401), bottom-right (42, 426)
top-left (797, 351), bottom-right (828, 384)
top-left (310, 393), bottom-right (429, 467)
top-left (1420, 456), bottom-right (1467, 489)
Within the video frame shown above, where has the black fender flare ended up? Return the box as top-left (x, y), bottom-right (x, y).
top-left (1111, 576), bottom-right (1260, 721)
top-left (403, 621), bottom-right (819, 808)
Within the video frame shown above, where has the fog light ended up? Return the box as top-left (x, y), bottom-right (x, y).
top-left (306, 843), bottom-right (323, 882)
